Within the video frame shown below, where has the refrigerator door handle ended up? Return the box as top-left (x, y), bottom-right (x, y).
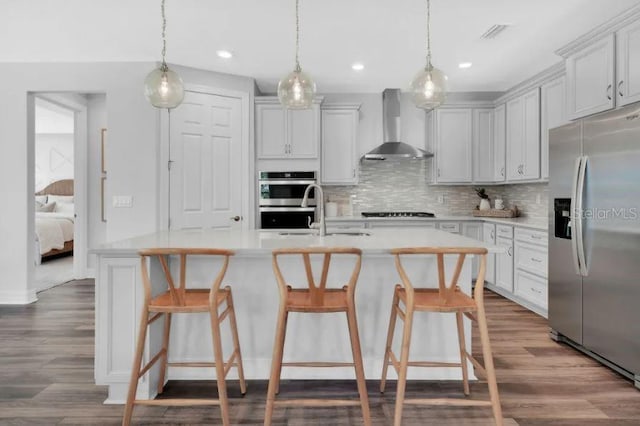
top-left (576, 156), bottom-right (589, 276)
top-left (570, 156), bottom-right (582, 275)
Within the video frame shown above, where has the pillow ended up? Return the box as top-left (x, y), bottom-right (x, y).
top-left (35, 195), bottom-right (47, 204)
top-left (36, 201), bottom-right (56, 212)
top-left (54, 202), bottom-right (74, 215)
top-left (48, 195), bottom-right (74, 204)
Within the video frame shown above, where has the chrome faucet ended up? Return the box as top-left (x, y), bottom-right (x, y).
top-left (301, 183), bottom-right (326, 237)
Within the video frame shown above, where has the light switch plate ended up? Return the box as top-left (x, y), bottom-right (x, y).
top-left (113, 195), bottom-right (133, 208)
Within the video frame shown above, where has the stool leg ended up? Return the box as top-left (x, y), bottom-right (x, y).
top-left (264, 306), bottom-right (288, 426)
top-left (226, 291), bottom-right (247, 395)
top-left (157, 312), bottom-right (172, 395)
top-left (380, 287), bottom-right (400, 393)
top-left (346, 306), bottom-right (372, 426)
top-left (122, 308), bottom-right (149, 426)
top-left (455, 311), bottom-right (470, 396)
top-left (393, 308), bottom-right (414, 426)
top-left (477, 304), bottom-right (503, 426)
top-left (210, 310), bottom-right (230, 426)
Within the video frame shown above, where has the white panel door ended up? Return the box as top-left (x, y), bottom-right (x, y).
top-left (506, 97), bottom-right (524, 181)
top-left (256, 103), bottom-right (286, 158)
top-left (493, 104), bottom-right (506, 182)
top-left (566, 34), bottom-right (615, 120)
top-left (170, 90), bottom-right (243, 230)
top-left (522, 88), bottom-right (540, 180)
top-left (435, 109), bottom-right (472, 183)
top-left (288, 106), bottom-right (319, 158)
top-left (473, 109), bottom-right (494, 182)
top-left (541, 76), bottom-right (567, 179)
top-left (483, 223), bottom-right (496, 284)
top-left (617, 20), bottom-right (640, 107)
top-left (462, 222), bottom-right (482, 279)
top-left (321, 108), bottom-right (358, 185)
top-left (496, 236), bottom-right (514, 292)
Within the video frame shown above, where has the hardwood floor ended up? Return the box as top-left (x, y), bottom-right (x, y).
top-left (1, 280), bottom-right (639, 425)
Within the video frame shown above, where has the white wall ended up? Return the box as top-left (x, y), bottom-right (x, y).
top-left (0, 62), bottom-right (158, 304)
top-left (35, 133), bottom-right (74, 191)
top-left (86, 94), bottom-right (107, 271)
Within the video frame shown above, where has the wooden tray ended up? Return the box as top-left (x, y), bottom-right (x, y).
top-left (472, 208), bottom-right (519, 218)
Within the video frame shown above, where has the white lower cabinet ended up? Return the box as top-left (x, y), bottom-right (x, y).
top-left (495, 236), bottom-right (514, 292)
top-left (482, 223), bottom-right (496, 284)
top-left (514, 269), bottom-right (547, 310)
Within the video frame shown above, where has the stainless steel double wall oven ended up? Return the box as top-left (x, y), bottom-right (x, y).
top-left (258, 171), bottom-right (316, 229)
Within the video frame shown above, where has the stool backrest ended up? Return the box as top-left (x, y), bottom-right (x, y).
top-left (138, 248), bottom-right (234, 306)
top-left (272, 247), bottom-right (362, 306)
top-left (391, 247), bottom-right (488, 305)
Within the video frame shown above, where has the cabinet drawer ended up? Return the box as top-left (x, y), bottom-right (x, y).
top-left (515, 269), bottom-right (547, 309)
top-left (515, 242), bottom-right (548, 278)
top-left (496, 225), bottom-right (513, 239)
top-left (515, 228), bottom-right (547, 246)
top-left (438, 222), bottom-right (460, 234)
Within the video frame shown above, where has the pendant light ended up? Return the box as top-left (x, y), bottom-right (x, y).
top-left (410, 0), bottom-right (447, 110)
top-left (278, 0), bottom-right (316, 109)
top-left (144, 0), bottom-right (185, 109)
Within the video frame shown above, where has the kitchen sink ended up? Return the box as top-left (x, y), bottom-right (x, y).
top-left (277, 231), bottom-right (371, 237)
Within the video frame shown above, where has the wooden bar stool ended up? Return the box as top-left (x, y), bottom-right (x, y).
top-left (380, 247), bottom-right (503, 426)
top-left (122, 248), bottom-right (246, 426)
top-left (264, 247), bottom-right (371, 426)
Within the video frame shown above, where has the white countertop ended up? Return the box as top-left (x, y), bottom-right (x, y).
top-left (326, 215), bottom-right (548, 231)
top-left (92, 227), bottom-right (504, 256)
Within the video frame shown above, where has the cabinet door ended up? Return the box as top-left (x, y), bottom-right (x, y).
top-left (617, 20), bottom-right (640, 106)
top-left (288, 107), bottom-right (319, 158)
top-left (436, 109), bottom-right (472, 183)
top-left (256, 103), bottom-right (286, 158)
top-left (541, 76), bottom-right (567, 179)
top-left (483, 223), bottom-right (496, 284)
top-left (493, 104), bottom-right (506, 182)
top-left (506, 97), bottom-right (524, 181)
top-left (521, 88), bottom-right (540, 180)
top-left (425, 111), bottom-right (436, 183)
top-left (321, 108), bottom-right (358, 185)
top-left (566, 34), bottom-right (615, 120)
top-left (463, 222), bottom-right (482, 280)
top-left (495, 237), bottom-right (514, 292)
top-left (473, 109), bottom-right (495, 182)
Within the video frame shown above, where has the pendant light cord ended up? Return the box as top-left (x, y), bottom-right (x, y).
top-left (426, 0), bottom-right (432, 68)
top-left (160, 0), bottom-right (168, 71)
top-left (295, 0), bottom-right (301, 71)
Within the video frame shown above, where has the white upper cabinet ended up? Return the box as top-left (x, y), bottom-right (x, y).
top-left (321, 105), bottom-right (359, 185)
top-left (473, 109), bottom-right (495, 182)
top-left (616, 19), bottom-right (640, 106)
top-left (256, 97), bottom-right (321, 159)
top-left (435, 108), bottom-right (473, 183)
top-left (541, 76), bottom-right (567, 180)
top-left (566, 34), bottom-right (615, 120)
top-left (493, 104), bottom-right (506, 182)
top-left (506, 88), bottom-right (540, 181)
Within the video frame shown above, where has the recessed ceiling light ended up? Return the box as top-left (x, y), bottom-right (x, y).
top-left (351, 63), bottom-right (365, 71)
top-left (216, 50), bottom-right (233, 59)
top-left (458, 62), bottom-right (473, 69)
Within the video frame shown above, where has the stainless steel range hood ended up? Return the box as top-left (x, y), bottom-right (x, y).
top-left (363, 88), bottom-right (432, 160)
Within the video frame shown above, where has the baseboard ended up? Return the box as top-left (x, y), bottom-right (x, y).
top-left (0, 289), bottom-right (38, 304)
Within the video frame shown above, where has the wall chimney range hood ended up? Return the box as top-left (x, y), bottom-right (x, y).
top-left (363, 88), bottom-right (433, 160)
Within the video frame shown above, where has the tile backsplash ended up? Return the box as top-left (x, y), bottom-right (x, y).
top-left (323, 159), bottom-right (548, 219)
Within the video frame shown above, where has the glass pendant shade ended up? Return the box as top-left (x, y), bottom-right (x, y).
top-left (410, 63), bottom-right (447, 110)
top-left (144, 65), bottom-right (185, 109)
top-left (278, 67), bottom-right (316, 109)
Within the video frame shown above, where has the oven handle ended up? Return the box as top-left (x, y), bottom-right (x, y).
top-left (259, 180), bottom-right (317, 185)
top-left (259, 207), bottom-right (317, 213)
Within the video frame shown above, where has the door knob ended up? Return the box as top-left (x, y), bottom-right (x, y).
top-left (231, 215), bottom-right (241, 222)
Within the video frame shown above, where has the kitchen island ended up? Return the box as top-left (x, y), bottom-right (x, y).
top-left (93, 227), bottom-right (501, 403)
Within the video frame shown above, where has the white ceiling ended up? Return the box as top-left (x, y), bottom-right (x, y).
top-left (3, 0), bottom-right (640, 93)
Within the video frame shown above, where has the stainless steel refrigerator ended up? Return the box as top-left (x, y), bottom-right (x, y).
top-left (549, 103), bottom-right (640, 389)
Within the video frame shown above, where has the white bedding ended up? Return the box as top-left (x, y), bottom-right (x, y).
top-left (35, 212), bottom-right (74, 255)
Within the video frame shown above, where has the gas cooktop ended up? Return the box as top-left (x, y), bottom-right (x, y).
top-left (361, 211), bottom-right (436, 218)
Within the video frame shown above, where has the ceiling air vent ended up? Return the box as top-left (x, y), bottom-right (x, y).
top-left (480, 24), bottom-right (510, 40)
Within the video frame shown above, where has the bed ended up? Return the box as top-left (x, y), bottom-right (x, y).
top-left (35, 179), bottom-right (74, 264)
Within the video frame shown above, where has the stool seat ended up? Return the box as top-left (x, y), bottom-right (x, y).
top-left (397, 287), bottom-right (477, 312)
top-left (149, 288), bottom-right (229, 313)
top-left (286, 288), bottom-right (348, 313)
